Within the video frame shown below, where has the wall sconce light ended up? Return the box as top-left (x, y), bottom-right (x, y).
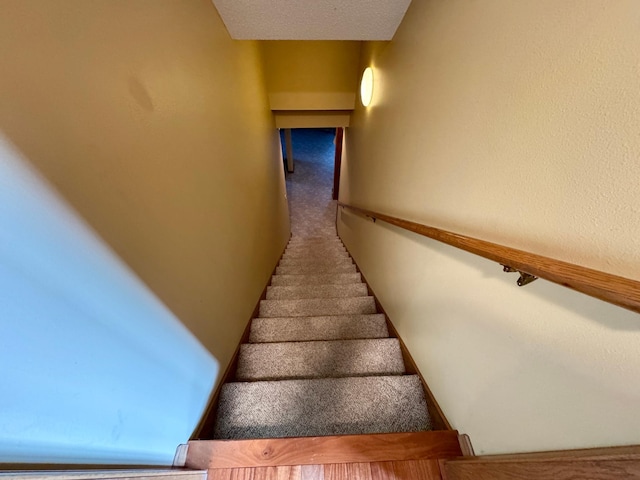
top-left (360, 67), bottom-right (374, 107)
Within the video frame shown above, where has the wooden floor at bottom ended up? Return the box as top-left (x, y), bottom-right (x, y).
top-left (208, 459), bottom-right (442, 480)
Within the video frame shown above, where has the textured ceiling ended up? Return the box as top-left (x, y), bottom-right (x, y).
top-left (211, 0), bottom-right (412, 40)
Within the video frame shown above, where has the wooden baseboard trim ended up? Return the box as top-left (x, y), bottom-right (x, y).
top-left (448, 444), bottom-right (640, 463)
top-left (186, 430), bottom-right (462, 469)
top-left (339, 238), bottom-right (453, 431)
top-left (458, 434), bottom-right (475, 457)
top-left (440, 445), bottom-right (640, 480)
top-left (190, 239), bottom-right (289, 440)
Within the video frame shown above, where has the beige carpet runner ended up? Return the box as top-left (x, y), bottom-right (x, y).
top-left (213, 232), bottom-right (432, 439)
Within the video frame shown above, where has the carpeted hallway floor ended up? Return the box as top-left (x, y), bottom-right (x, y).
top-left (283, 129), bottom-right (337, 237)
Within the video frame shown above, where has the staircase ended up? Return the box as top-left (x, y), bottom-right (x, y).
top-left (213, 232), bottom-right (433, 440)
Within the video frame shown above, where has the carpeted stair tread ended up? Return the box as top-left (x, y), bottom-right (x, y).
top-left (288, 238), bottom-right (342, 243)
top-left (278, 257), bottom-right (353, 268)
top-left (276, 264), bottom-right (357, 275)
top-left (289, 233), bottom-right (340, 239)
top-left (266, 283), bottom-right (368, 300)
top-left (288, 238), bottom-right (342, 245)
top-left (281, 250), bottom-right (350, 261)
top-left (213, 375), bottom-right (431, 439)
top-left (284, 249), bottom-right (347, 258)
top-left (287, 242), bottom-right (343, 248)
top-left (284, 249), bottom-right (347, 259)
top-left (286, 244), bottom-right (346, 253)
top-left (271, 273), bottom-right (362, 286)
top-left (249, 314), bottom-right (389, 342)
top-left (279, 257), bottom-right (353, 268)
top-left (281, 250), bottom-right (351, 260)
top-left (280, 252), bottom-right (351, 260)
top-left (288, 237), bottom-right (342, 243)
top-left (290, 233), bottom-right (338, 240)
top-left (259, 297), bottom-right (376, 317)
top-left (236, 338), bottom-right (405, 381)
top-left (286, 237), bottom-right (342, 243)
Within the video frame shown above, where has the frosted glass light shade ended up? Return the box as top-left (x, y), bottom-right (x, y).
top-left (360, 67), bottom-right (374, 107)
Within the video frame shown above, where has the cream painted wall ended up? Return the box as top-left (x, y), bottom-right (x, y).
top-left (0, 0), bottom-right (290, 375)
top-left (339, 0), bottom-right (640, 454)
top-left (261, 41), bottom-right (362, 110)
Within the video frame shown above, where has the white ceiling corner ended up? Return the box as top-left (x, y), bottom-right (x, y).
top-left (211, 0), bottom-right (412, 40)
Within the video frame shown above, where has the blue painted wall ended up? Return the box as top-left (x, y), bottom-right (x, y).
top-left (0, 137), bottom-right (218, 465)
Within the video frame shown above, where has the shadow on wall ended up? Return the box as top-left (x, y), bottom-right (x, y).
top-left (0, 135), bottom-right (218, 465)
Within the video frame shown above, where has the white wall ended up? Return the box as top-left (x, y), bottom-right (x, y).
top-left (339, 0), bottom-right (640, 455)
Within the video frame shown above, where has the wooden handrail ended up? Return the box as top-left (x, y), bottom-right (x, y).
top-left (338, 202), bottom-right (640, 314)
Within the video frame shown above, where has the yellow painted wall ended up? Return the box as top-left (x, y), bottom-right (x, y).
top-left (261, 41), bottom-right (362, 110)
top-left (0, 0), bottom-right (290, 376)
top-left (274, 112), bottom-right (350, 129)
top-left (338, 0), bottom-right (640, 454)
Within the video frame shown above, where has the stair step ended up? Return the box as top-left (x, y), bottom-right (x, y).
top-left (288, 236), bottom-right (342, 242)
top-left (289, 237), bottom-right (339, 244)
top-left (287, 242), bottom-right (343, 249)
top-left (249, 314), bottom-right (389, 342)
top-left (213, 375), bottom-right (432, 439)
top-left (291, 231), bottom-right (337, 238)
top-left (284, 250), bottom-right (348, 260)
top-left (259, 297), bottom-right (376, 317)
top-left (236, 339), bottom-right (405, 381)
top-left (266, 283), bottom-right (367, 300)
top-left (278, 257), bottom-right (354, 269)
top-left (282, 250), bottom-right (350, 261)
top-left (288, 236), bottom-right (341, 243)
top-left (276, 264), bottom-right (357, 275)
top-left (284, 250), bottom-right (347, 259)
top-left (284, 249), bottom-right (347, 258)
top-left (270, 273), bottom-right (362, 286)
top-left (289, 232), bottom-right (340, 241)
top-left (278, 257), bottom-right (353, 267)
top-left (286, 244), bottom-right (346, 253)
